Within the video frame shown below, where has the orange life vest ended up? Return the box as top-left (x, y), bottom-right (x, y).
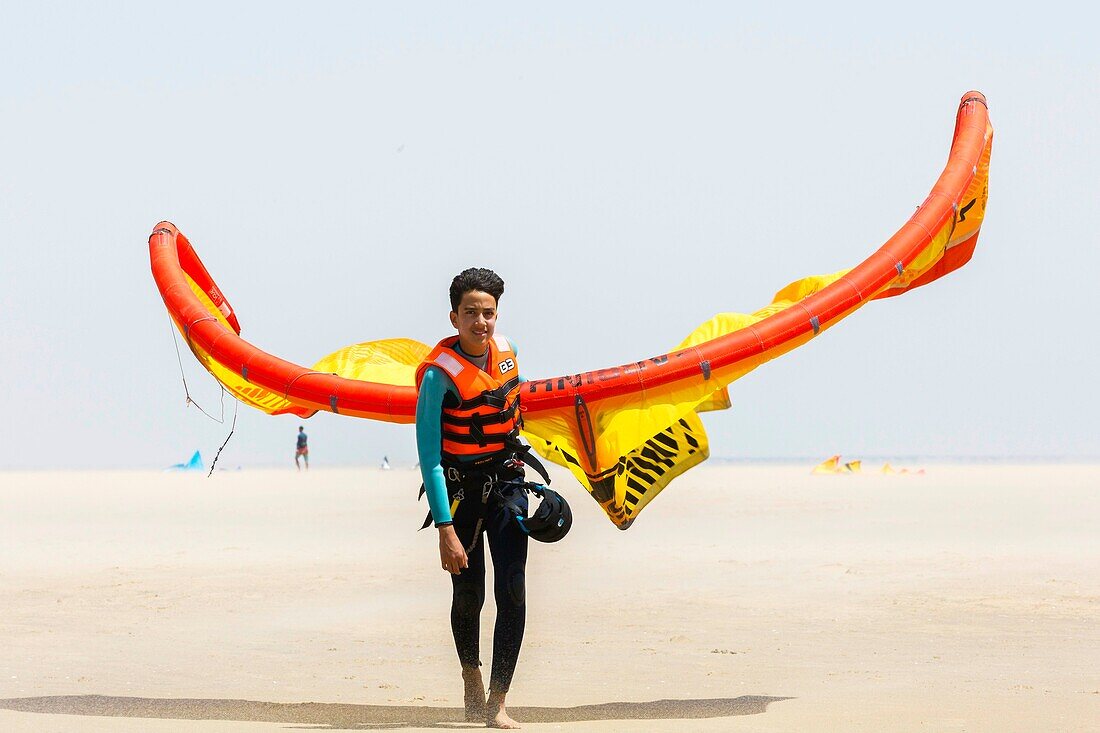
top-left (415, 335), bottom-right (522, 462)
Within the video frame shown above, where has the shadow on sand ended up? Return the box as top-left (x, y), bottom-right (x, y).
top-left (0, 694), bottom-right (791, 729)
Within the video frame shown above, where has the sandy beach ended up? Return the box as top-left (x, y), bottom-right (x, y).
top-left (1, 464), bottom-right (1097, 731)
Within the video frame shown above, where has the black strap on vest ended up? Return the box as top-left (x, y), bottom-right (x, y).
top-left (441, 396), bottom-right (519, 427)
top-left (450, 376), bottom-right (521, 411)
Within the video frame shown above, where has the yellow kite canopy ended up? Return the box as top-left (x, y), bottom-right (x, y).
top-left (150, 92), bottom-right (992, 529)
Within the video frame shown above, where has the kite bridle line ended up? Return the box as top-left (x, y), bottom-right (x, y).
top-left (168, 313), bottom-right (227, 423)
top-left (167, 313), bottom-right (241, 476)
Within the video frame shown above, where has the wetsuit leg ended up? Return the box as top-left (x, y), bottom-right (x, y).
top-left (450, 535), bottom-right (485, 669)
top-left (485, 486), bottom-right (529, 693)
top-left (450, 497), bottom-right (486, 670)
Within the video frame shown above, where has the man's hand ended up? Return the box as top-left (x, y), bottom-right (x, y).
top-left (439, 525), bottom-right (468, 575)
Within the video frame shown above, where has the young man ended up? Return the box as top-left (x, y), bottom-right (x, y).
top-left (295, 426), bottom-right (309, 470)
top-left (415, 267), bottom-right (547, 729)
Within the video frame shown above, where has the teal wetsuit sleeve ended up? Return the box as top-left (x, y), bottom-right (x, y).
top-left (416, 366), bottom-right (454, 525)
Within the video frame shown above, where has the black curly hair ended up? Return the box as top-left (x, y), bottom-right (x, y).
top-left (449, 267), bottom-right (504, 311)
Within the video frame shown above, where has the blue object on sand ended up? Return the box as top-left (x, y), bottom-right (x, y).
top-left (167, 450), bottom-right (203, 472)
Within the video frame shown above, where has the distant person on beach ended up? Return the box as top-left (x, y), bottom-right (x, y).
top-left (415, 267), bottom-right (550, 729)
top-left (295, 426), bottom-right (309, 470)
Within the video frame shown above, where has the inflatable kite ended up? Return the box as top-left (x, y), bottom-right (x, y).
top-left (150, 91), bottom-right (993, 529)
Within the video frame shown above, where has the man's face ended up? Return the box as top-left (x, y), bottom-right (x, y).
top-left (449, 290), bottom-right (497, 356)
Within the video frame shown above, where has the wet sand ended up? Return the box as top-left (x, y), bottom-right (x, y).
top-left (1, 464), bottom-right (1097, 731)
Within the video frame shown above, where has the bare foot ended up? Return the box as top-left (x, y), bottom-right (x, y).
top-left (462, 666), bottom-right (486, 722)
top-left (486, 690), bottom-right (521, 729)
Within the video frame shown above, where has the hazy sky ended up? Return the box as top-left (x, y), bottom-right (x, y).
top-left (2, 2), bottom-right (1097, 470)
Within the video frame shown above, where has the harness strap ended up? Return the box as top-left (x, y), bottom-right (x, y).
top-left (418, 483), bottom-right (466, 530)
top-left (506, 437), bottom-right (552, 485)
top-left (497, 479), bottom-right (544, 520)
top-left (418, 438), bottom-right (551, 532)
top-left (462, 475), bottom-right (496, 553)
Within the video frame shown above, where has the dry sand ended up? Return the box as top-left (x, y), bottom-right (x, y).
top-left (0, 463), bottom-right (1097, 731)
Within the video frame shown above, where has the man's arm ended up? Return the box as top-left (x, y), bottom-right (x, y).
top-left (415, 366), bottom-right (452, 525)
top-left (416, 366), bottom-right (469, 574)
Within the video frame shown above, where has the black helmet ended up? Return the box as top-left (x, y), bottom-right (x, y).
top-left (503, 483), bottom-right (571, 543)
